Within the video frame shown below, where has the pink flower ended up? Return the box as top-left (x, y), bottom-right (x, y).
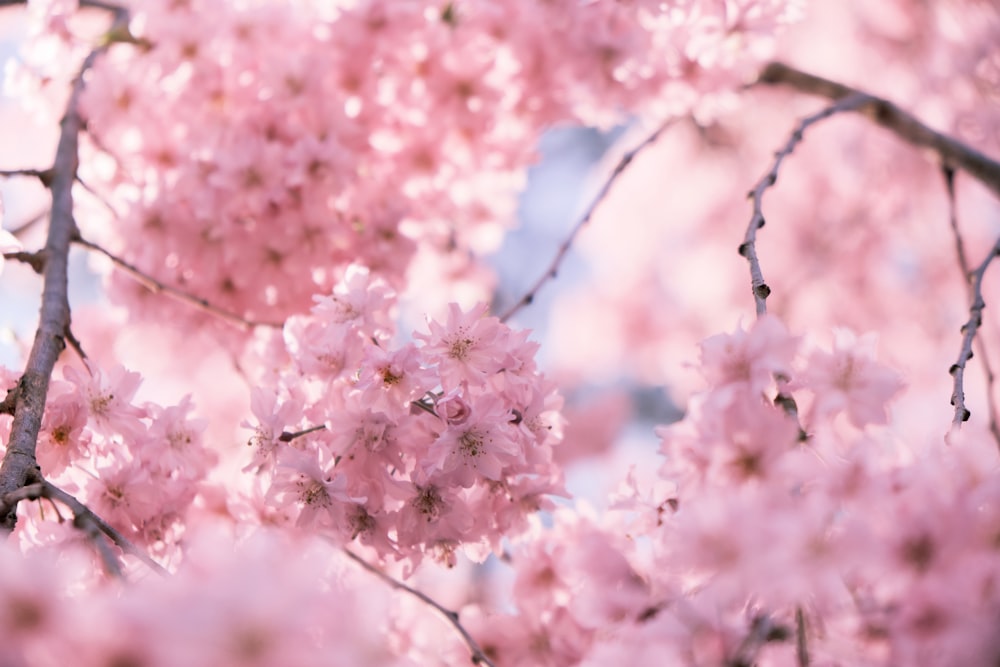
top-left (310, 264), bottom-right (394, 336)
top-left (416, 302), bottom-right (505, 390)
top-left (144, 394), bottom-right (214, 479)
top-left (435, 387), bottom-right (472, 426)
top-left (799, 329), bottom-right (903, 428)
top-left (699, 316), bottom-right (798, 397)
top-left (37, 384), bottom-right (90, 478)
top-left (242, 387), bottom-right (303, 473)
top-left (356, 342), bottom-right (436, 409)
top-left (267, 447), bottom-right (361, 531)
top-left (63, 362), bottom-right (146, 439)
top-left (83, 459), bottom-right (162, 535)
top-left (423, 393), bottom-right (522, 487)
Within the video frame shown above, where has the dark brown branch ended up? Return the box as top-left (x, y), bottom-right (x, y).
top-left (498, 117), bottom-right (678, 322)
top-left (342, 549), bottom-right (497, 667)
top-left (739, 94), bottom-right (868, 316)
top-left (278, 424), bottom-right (326, 442)
top-left (3, 250), bottom-right (46, 274)
top-left (0, 168), bottom-right (52, 185)
top-left (0, 23), bottom-right (122, 531)
top-left (942, 167), bottom-right (1000, 446)
top-left (757, 63), bottom-right (1000, 199)
top-left (74, 237), bottom-right (282, 330)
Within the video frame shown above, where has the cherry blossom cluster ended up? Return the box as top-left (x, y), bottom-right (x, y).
top-left (242, 266), bottom-right (564, 568)
top-left (9, 0), bottom-right (802, 332)
top-left (3, 0), bottom-right (999, 664)
top-left (0, 360), bottom-right (213, 562)
top-left (444, 317), bottom-right (1000, 665)
top-left (0, 528), bottom-right (415, 667)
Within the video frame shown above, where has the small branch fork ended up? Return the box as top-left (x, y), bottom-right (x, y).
top-left (738, 93), bottom-right (868, 317)
top-left (0, 477), bottom-right (167, 578)
top-left (498, 117), bottom-right (679, 323)
top-left (342, 549), bottom-right (497, 667)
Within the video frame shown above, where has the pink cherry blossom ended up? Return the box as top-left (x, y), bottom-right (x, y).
top-left (62, 362), bottom-right (145, 439)
top-left (699, 315), bottom-right (799, 398)
top-left (423, 393), bottom-right (522, 487)
top-left (416, 302), bottom-right (506, 391)
top-left (799, 329), bottom-right (904, 428)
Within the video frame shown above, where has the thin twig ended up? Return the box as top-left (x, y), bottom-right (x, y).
top-left (0, 168), bottom-right (52, 185)
top-left (75, 174), bottom-right (122, 219)
top-left (498, 117), bottom-right (678, 322)
top-left (342, 549), bottom-right (497, 667)
top-left (2, 250), bottom-right (46, 274)
top-left (74, 236), bottom-right (282, 330)
top-left (757, 62), bottom-right (1000, 199)
top-left (795, 606), bottom-right (810, 667)
top-left (278, 424), bottom-right (326, 442)
top-left (63, 323), bottom-right (88, 362)
top-left (942, 167), bottom-right (1000, 447)
top-left (949, 234), bottom-right (1000, 428)
top-left (738, 94), bottom-right (868, 316)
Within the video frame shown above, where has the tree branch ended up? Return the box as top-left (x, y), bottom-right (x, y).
top-left (0, 37), bottom-right (114, 533)
top-left (738, 94), bottom-right (868, 316)
top-left (942, 167), bottom-right (1000, 446)
top-left (0, 479), bottom-right (166, 577)
top-left (757, 62), bottom-right (1000, 199)
top-left (498, 117), bottom-right (678, 322)
top-left (41, 481), bottom-right (168, 576)
top-left (949, 234), bottom-right (1000, 428)
top-left (2, 250), bottom-right (46, 274)
top-left (0, 168), bottom-right (52, 185)
top-left (277, 424), bottom-right (326, 443)
top-left (342, 548), bottom-right (497, 667)
top-left (74, 236), bottom-right (282, 330)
